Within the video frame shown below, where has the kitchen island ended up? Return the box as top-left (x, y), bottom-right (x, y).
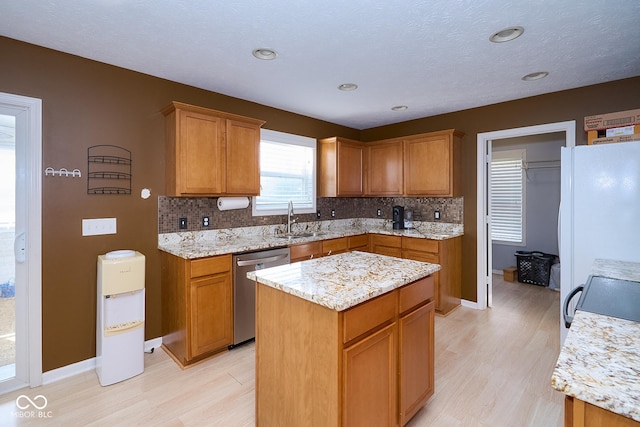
top-left (248, 251), bottom-right (440, 427)
top-left (552, 259), bottom-right (640, 426)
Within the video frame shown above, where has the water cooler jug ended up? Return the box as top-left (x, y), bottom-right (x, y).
top-left (96, 250), bottom-right (145, 386)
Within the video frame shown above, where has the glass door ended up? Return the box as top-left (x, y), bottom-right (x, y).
top-left (0, 114), bottom-right (15, 381)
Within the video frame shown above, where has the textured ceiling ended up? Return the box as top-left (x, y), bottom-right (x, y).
top-left (1, 0), bottom-right (639, 130)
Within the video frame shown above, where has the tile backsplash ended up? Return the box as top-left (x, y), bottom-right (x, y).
top-left (158, 196), bottom-right (463, 234)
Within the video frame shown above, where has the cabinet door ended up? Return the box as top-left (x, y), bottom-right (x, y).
top-left (399, 301), bottom-right (435, 426)
top-left (323, 237), bottom-right (348, 256)
top-left (404, 133), bottom-right (452, 196)
top-left (366, 140), bottom-right (403, 196)
top-left (343, 323), bottom-right (397, 427)
top-left (337, 139), bottom-right (364, 196)
top-left (189, 273), bottom-right (232, 358)
top-left (225, 119), bottom-right (261, 195)
top-left (178, 109), bottom-right (225, 194)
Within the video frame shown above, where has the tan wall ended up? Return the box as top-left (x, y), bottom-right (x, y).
top-left (361, 77), bottom-right (640, 302)
top-left (2, 35), bottom-right (639, 371)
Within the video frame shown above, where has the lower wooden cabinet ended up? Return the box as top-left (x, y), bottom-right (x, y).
top-left (370, 235), bottom-right (462, 315)
top-left (565, 396), bottom-right (640, 427)
top-left (343, 323), bottom-right (397, 427)
top-left (290, 241), bottom-right (323, 263)
top-left (161, 252), bottom-right (232, 367)
top-left (256, 275), bottom-right (435, 426)
top-left (399, 300), bottom-right (435, 425)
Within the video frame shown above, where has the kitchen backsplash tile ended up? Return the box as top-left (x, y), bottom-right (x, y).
top-left (158, 196), bottom-right (463, 233)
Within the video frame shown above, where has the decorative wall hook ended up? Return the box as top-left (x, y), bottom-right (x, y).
top-left (45, 167), bottom-right (82, 177)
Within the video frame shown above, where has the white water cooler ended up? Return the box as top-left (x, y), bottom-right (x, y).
top-left (96, 250), bottom-right (145, 386)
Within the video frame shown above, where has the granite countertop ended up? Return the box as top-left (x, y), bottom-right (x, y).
top-left (158, 218), bottom-right (463, 259)
top-left (551, 259), bottom-right (640, 422)
top-left (247, 251), bottom-right (440, 311)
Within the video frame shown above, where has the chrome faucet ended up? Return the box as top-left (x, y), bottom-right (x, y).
top-left (287, 200), bottom-right (297, 235)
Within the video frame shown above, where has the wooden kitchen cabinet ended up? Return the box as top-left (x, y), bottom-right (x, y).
top-left (399, 300), bottom-right (435, 425)
top-left (348, 234), bottom-right (369, 252)
top-left (365, 139), bottom-right (403, 196)
top-left (370, 234), bottom-right (402, 258)
top-left (565, 396), bottom-right (640, 427)
top-left (402, 236), bottom-right (462, 315)
top-left (290, 241), bottom-right (323, 263)
top-left (162, 101), bottom-right (264, 196)
top-left (318, 137), bottom-right (364, 197)
top-left (161, 252), bottom-right (233, 367)
top-left (323, 237), bottom-right (349, 256)
top-left (256, 275), bottom-right (435, 426)
top-left (403, 129), bottom-right (463, 197)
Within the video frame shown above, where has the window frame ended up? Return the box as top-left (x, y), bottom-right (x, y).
top-left (490, 148), bottom-right (526, 246)
top-left (252, 129), bottom-right (317, 217)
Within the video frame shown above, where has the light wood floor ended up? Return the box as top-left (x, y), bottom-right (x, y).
top-left (0, 275), bottom-right (563, 426)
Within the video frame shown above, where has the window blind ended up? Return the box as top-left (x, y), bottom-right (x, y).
top-left (253, 130), bottom-right (316, 215)
top-left (491, 150), bottom-right (525, 243)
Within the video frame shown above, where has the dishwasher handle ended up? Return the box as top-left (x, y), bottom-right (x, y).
top-left (236, 253), bottom-right (289, 267)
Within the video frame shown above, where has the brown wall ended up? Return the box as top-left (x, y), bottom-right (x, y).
top-left (2, 35), bottom-right (639, 371)
top-left (0, 36), bottom-right (358, 371)
top-left (361, 77), bottom-right (640, 302)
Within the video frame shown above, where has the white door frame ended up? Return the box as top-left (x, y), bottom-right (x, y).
top-left (475, 121), bottom-right (575, 310)
top-left (0, 92), bottom-right (42, 392)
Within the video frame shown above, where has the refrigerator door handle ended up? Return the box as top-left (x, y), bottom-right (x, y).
top-left (563, 285), bottom-right (584, 328)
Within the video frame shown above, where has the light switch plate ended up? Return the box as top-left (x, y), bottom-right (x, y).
top-left (82, 218), bottom-right (117, 236)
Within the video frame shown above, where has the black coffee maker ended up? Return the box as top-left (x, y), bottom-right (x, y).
top-left (392, 205), bottom-right (405, 230)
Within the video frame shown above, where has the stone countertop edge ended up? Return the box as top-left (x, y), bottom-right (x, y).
top-left (157, 220), bottom-right (463, 259)
top-left (551, 259), bottom-right (640, 422)
top-left (247, 251), bottom-right (441, 312)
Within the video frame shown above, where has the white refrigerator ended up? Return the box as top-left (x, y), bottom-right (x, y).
top-left (559, 141), bottom-right (640, 342)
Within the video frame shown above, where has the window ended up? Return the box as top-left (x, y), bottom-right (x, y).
top-left (252, 129), bottom-right (316, 216)
top-left (490, 149), bottom-right (526, 245)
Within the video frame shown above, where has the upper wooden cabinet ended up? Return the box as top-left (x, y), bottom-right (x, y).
top-left (403, 129), bottom-right (463, 197)
top-left (365, 139), bottom-right (403, 196)
top-left (318, 137), bottom-right (364, 197)
top-left (162, 102), bottom-right (265, 196)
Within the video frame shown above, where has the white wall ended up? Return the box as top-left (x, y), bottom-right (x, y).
top-left (492, 132), bottom-right (564, 271)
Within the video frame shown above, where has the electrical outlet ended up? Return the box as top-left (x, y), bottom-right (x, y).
top-left (331, 209), bottom-right (336, 218)
top-left (316, 210), bottom-right (321, 219)
top-left (202, 216), bottom-right (210, 227)
top-left (377, 208), bottom-right (382, 217)
top-left (434, 210), bottom-right (441, 220)
top-left (179, 217), bottom-right (187, 229)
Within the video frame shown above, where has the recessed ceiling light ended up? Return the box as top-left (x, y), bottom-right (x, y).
top-left (338, 83), bottom-right (358, 91)
top-left (521, 71), bottom-right (549, 81)
top-left (489, 26), bottom-right (524, 43)
top-left (391, 105), bottom-right (408, 111)
top-left (252, 48), bottom-right (278, 60)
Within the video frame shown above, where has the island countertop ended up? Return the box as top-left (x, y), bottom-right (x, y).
top-left (551, 259), bottom-right (640, 422)
top-left (247, 251), bottom-right (440, 311)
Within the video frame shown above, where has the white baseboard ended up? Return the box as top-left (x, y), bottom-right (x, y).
top-left (42, 337), bottom-right (162, 386)
top-left (461, 299), bottom-right (482, 310)
top-left (492, 269), bottom-right (503, 275)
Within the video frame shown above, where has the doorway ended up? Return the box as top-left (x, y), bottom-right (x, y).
top-left (476, 121), bottom-right (575, 310)
top-left (0, 92), bottom-right (43, 394)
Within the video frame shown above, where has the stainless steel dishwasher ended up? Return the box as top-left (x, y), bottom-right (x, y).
top-left (232, 247), bottom-right (290, 346)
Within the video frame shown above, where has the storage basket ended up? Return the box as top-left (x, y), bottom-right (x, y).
top-left (514, 251), bottom-right (556, 286)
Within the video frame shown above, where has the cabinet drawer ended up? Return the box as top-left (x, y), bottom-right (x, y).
top-left (290, 241), bottom-right (322, 260)
top-left (371, 234), bottom-right (401, 248)
top-left (323, 237), bottom-right (349, 254)
top-left (399, 277), bottom-right (434, 314)
top-left (343, 291), bottom-right (397, 343)
top-left (402, 238), bottom-right (438, 253)
top-left (348, 234), bottom-right (369, 250)
top-left (402, 250), bottom-right (439, 264)
top-left (190, 254), bottom-right (231, 278)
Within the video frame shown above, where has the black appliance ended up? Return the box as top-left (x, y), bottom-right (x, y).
top-left (392, 205), bottom-right (405, 230)
top-left (563, 275), bottom-right (640, 328)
